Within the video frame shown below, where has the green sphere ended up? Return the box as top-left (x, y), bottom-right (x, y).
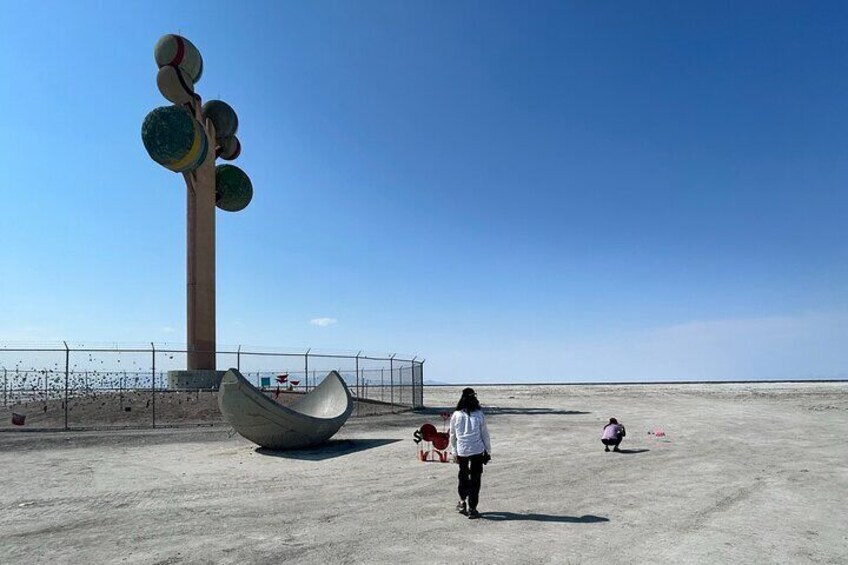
top-left (141, 105), bottom-right (207, 173)
top-left (202, 100), bottom-right (238, 139)
top-left (215, 164), bottom-right (253, 212)
top-left (218, 135), bottom-right (241, 161)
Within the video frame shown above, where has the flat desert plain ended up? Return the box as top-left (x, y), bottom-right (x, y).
top-left (1, 383), bottom-right (846, 564)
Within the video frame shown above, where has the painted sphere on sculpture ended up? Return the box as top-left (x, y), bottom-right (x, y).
top-left (141, 106), bottom-right (208, 173)
top-left (215, 164), bottom-right (253, 212)
top-left (154, 34), bottom-right (203, 84)
top-left (202, 100), bottom-right (238, 139)
top-left (156, 65), bottom-right (195, 105)
top-left (218, 135), bottom-right (241, 161)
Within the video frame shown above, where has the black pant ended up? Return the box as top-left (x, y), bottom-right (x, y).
top-left (602, 437), bottom-right (622, 447)
top-left (457, 452), bottom-right (485, 511)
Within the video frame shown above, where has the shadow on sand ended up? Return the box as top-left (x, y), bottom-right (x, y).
top-left (486, 407), bottom-right (590, 416)
top-left (255, 438), bottom-right (401, 461)
top-left (417, 407), bottom-right (589, 416)
top-left (614, 448), bottom-right (650, 454)
top-left (480, 512), bottom-right (609, 523)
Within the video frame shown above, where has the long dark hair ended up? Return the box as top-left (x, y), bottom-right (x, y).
top-left (456, 387), bottom-right (481, 413)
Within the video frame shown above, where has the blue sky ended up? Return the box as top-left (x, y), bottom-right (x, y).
top-left (1, 1), bottom-right (847, 382)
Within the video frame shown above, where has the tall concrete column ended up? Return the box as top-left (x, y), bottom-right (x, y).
top-left (185, 117), bottom-right (217, 370)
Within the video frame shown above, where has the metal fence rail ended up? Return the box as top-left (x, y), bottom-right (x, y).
top-left (0, 343), bottom-right (425, 431)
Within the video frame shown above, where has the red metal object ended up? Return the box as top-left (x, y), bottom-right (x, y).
top-left (432, 432), bottom-right (449, 451)
top-left (420, 423), bottom-right (437, 442)
top-left (415, 423), bottom-right (452, 463)
top-left (276, 374), bottom-right (288, 384)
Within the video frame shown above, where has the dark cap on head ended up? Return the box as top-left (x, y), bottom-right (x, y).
top-left (456, 387), bottom-right (481, 412)
top-left (609, 417), bottom-right (618, 424)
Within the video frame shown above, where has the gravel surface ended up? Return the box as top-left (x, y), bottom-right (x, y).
top-left (1, 383), bottom-right (846, 564)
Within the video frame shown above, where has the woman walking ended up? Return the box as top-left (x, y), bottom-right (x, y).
top-left (449, 387), bottom-right (492, 519)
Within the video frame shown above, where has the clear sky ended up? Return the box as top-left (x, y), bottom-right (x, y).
top-left (2, 1), bottom-right (847, 382)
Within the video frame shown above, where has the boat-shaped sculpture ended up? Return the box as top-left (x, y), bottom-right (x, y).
top-left (218, 368), bottom-right (354, 449)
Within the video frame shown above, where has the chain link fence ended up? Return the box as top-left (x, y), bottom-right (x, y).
top-left (0, 343), bottom-right (424, 431)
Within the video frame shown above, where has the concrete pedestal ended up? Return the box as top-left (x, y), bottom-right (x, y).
top-left (167, 370), bottom-right (225, 390)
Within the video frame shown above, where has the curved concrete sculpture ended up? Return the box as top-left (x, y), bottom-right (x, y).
top-left (218, 368), bottom-right (354, 450)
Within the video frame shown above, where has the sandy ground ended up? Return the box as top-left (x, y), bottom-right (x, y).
top-left (1, 383), bottom-right (846, 564)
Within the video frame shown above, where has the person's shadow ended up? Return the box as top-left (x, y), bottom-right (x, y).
top-left (480, 512), bottom-right (609, 523)
top-left (615, 448), bottom-right (650, 454)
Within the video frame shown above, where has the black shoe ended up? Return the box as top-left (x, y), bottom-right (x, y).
top-left (456, 500), bottom-right (467, 515)
top-left (468, 509), bottom-right (480, 519)
top-left (604, 446), bottom-right (610, 452)
top-left (613, 446), bottom-right (620, 452)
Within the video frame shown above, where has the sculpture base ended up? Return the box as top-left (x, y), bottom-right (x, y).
top-left (167, 370), bottom-right (225, 390)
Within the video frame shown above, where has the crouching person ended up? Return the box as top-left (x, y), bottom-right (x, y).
top-left (602, 417), bottom-right (626, 452)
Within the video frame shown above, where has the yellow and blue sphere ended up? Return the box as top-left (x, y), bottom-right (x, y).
top-left (154, 34), bottom-right (203, 84)
top-left (142, 106), bottom-right (208, 173)
top-left (215, 164), bottom-right (253, 212)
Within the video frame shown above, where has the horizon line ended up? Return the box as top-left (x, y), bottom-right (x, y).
top-left (425, 378), bottom-right (848, 386)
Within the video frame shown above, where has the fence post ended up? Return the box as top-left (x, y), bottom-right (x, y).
top-left (355, 352), bottom-right (361, 416)
top-left (420, 359), bottom-right (425, 408)
top-left (3, 367), bottom-right (7, 407)
top-left (411, 357), bottom-right (417, 410)
top-left (304, 349), bottom-right (310, 392)
top-left (237, 345), bottom-right (241, 371)
top-left (63, 341), bottom-right (70, 430)
top-left (151, 343), bottom-right (156, 429)
top-left (389, 354), bottom-right (395, 413)
top-left (381, 368), bottom-right (384, 402)
top-left (355, 351), bottom-right (361, 397)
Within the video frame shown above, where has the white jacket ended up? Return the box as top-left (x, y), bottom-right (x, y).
top-left (449, 409), bottom-right (492, 457)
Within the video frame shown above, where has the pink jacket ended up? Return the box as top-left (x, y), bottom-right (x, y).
top-left (602, 423), bottom-right (625, 440)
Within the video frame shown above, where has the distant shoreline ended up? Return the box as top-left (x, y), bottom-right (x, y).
top-left (425, 379), bottom-right (848, 387)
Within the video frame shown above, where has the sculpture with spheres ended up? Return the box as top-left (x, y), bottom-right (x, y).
top-left (142, 33), bottom-right (253, 212)
top-left (140, 33), bottom-right (357, 449)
